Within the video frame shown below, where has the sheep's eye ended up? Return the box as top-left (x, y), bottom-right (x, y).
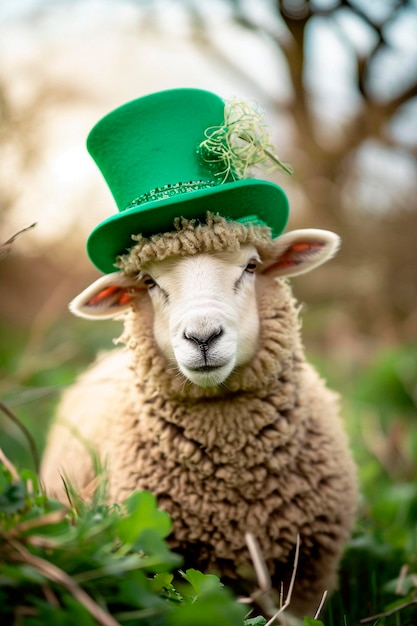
top-left (142, 275), bottom-right (157, 290)
top-left (245, 259), bottom-right (258, 273)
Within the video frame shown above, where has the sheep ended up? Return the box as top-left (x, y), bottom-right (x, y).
top-left (41, 214), bottom-right (357, 617)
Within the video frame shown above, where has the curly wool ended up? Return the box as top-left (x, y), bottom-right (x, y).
top-left (41, 271), bottom-right (357, 616)
top-left (111, 281), bottom-right (357, 613)
top-left (115, 213), bottom-right (276, 274)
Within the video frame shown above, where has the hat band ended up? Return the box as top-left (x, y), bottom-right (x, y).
top-left (125, 180), bottom-right (219, 211)
top-left (124, 179), bottom-right (268, 230)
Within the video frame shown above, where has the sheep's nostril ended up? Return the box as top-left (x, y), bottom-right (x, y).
top-left (184, 327), bottom-right (223, 350)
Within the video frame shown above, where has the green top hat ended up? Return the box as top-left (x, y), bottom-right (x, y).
top-left (86, 88), bottom-right (289, 273)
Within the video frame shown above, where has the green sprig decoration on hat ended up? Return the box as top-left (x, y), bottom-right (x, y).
top-left (199, 98), bottom-right (293, 182)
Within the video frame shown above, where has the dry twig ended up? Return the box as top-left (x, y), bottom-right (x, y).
top-left (245, 532), bottom-right (272, 595)
top-left (0, 447), bottom-right (20, 481)
top-left (314, 590), bottom-right (328, 620)
top-left (396, 564), bottom-right (409, 595)
top-left (240, 532), bottom-right (304, 624)
top-left (11, 509), bottom-right (67, 535)
top-left (0, 223), bottom-right (37, 259)
top-left (360, 594), bottom-right (417, 623)
top-left (265, 534), bottom-right (300, 626)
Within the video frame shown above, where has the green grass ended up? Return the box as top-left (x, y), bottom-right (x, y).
top-left (1, 316), bottom-right (416, 624)
top-left (312, 344), bottom-right (417, 625)
top-left (0, 464), bottom-right (247, 625)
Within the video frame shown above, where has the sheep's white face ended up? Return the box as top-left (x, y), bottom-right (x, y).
top-left (70, 228), bottom-right (340, 388)
top-left (140, 245), bottom-right (260, 387)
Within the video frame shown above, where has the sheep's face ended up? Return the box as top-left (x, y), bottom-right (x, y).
top-left (140, 245), bottom-right (260, 387)
top-left (70, 228), bottom-right (340, 388)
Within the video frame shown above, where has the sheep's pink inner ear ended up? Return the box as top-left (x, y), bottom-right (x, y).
top-left (272, 241), bottom-right (325, 271)
top-left (69, 272), bottom-right (143, 320)
top-left (262, 229), bottom-right (340, 278)
top-left (86, 285), bottom-right (134, 308)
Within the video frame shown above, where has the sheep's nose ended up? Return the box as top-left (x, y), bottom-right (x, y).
top-left (184, 327), bottom-right (223, 352)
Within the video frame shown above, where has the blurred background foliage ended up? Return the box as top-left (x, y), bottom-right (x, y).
top-left (1, 0), bottom-right (417, 623)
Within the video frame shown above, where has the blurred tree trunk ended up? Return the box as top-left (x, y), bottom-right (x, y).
top-left (185, 0), bottom-right (417, 343)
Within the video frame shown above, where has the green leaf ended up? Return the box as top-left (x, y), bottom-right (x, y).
top-left (167, 589), bottom-right (246, 626)
top-left (0, 480), bottom-right (26, 513)
top-left (150, 571), bottom-right (174, 592)
top-left (118, 491), bottom-right (172, 545)
top-left (129, 528), bottom-right (182, 571)
top-left (244, 617), bottom-right (267, 625)
top-left (304, 619), bottom-right (325, 626)
top-left (181, 568), bottom-right (223, 596)
top-left (150, 572), bottom-right (183, 603)
top-left (116, 574), bottom-right (168, 611)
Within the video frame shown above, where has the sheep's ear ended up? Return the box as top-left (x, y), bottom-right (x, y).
top-left (261, 229), bottom-right (340, 278)
top-left (69, 272), bottom-right (144, 320)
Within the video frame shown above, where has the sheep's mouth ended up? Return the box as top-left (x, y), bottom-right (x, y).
top-left (189, 365), bottom-right (224, 373)
top-left (180, 360), bottom-right (234, 387)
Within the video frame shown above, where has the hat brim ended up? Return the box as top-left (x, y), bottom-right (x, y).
top-left (87, 178), bottom-right (289, 273)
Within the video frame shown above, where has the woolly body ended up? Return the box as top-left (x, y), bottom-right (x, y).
top-left (42, 218), bottom-right (357, 616)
